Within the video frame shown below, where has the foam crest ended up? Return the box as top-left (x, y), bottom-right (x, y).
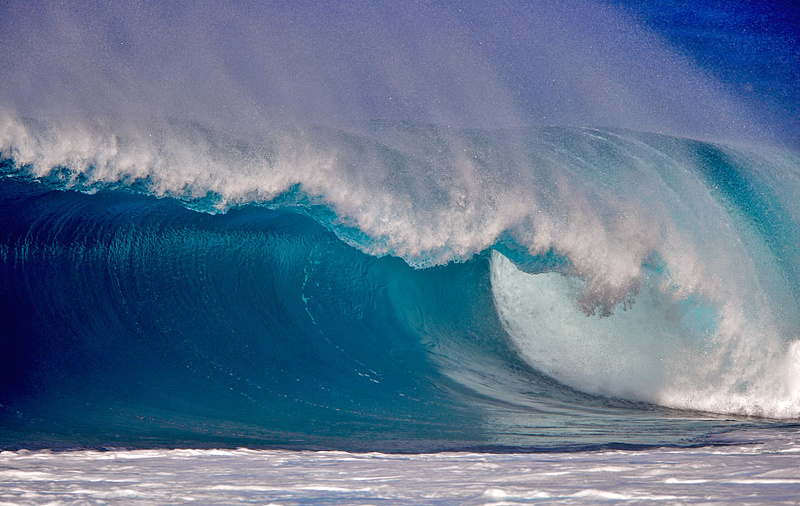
top-left (1, 120), bottom-right (690, 294)
top-left (3, 118), bottom-right (799, 317)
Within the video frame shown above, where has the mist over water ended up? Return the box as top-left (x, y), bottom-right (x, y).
top-left (0, 0), bottom-right (783, 142)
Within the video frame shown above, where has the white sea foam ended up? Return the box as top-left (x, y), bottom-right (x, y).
top-left (0, 429), bottom-right (798, 504)
top-left (491, 244), bottom-right (800, 418)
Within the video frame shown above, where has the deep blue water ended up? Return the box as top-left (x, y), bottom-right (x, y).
top-left (0, 1), bottom-right (798, 452)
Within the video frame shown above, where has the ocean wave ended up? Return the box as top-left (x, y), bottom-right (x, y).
top-left (1, 119), bottom-right (799, 449)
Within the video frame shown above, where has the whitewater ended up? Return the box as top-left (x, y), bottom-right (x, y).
top-left (2, 429), bottom-right (800, 504)
top-left (1, 0), bottom-right (799, 502)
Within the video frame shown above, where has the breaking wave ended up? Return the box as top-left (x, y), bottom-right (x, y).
top-left (1, 120), bottom-right (798, 450)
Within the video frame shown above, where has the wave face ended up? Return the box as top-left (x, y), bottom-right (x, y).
top-left (1, 121), bottom-right (799, 450)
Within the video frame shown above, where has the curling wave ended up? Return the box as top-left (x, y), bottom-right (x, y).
top-left (1, 119), bottom-right (799, 449)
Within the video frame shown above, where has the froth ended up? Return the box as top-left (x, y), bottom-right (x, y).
top-left (491, 251), bottom-right (799, 419)
top-left (1, 120), bottom-right (695, 291)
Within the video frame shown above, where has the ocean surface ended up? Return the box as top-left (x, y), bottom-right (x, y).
top-left (1, 0), bottom-right (798, 502)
